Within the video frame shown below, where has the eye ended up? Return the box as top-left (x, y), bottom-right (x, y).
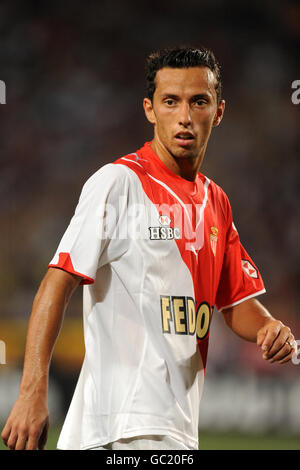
top-left (194, 99), bottom-right (206, 106)
top-left (164, 98), bottom-right (175, 106)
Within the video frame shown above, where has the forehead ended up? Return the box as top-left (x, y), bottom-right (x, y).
top-left (154, 66), bottom-right (217, 98)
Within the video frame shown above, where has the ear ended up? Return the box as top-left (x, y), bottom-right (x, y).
top-left (143, 97), bottom-right (156, 125)
top-left (213, 99), bottom-right (225, 127)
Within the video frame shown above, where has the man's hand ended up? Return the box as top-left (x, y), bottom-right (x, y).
top-left (1, 268), bottom-right (81, 450)
top-left (223, 299), bottom-right (297, 364)
top-left (257, 320), bottom-right (297, 364)
top-left (1, 394), bottom-right (49, 450)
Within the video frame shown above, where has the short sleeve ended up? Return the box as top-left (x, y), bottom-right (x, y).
top-left (48, 164), bottom-right (130, 284)
top-left (215, 202), bottom-right (266, 311)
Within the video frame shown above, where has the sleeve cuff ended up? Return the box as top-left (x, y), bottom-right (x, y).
top-left (48, 252), bottom-right (94, 285)
top-left (218, 288), bottom-right (266, 312)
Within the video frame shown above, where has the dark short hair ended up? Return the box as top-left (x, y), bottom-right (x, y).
top-left (145, 46), bottom-right (222, 103)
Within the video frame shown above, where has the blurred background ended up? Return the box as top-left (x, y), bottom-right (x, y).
top-left (0, 0), bottom-right (299, 450)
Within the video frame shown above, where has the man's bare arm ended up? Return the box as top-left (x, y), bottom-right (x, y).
top-left (222, 298), bottom-right (296, 364)
top-left (1, 267), bottom-right (82, 450)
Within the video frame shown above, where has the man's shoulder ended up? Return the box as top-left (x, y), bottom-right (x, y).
top-left (203, 175), bottom-right (232, 222)
top-left (85, 155), bottom-right (139, 186)
top-left (77, 151), bottom-right (144, 203)
top-left (204, 175), bottom-right (230, 203)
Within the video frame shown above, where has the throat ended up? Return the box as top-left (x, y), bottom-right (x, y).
top-left (173, 157), bottom-right (200, 181)
top-left (150, 140), bottom-right (202, 182)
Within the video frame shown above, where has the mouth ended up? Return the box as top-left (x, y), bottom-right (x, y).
top-left (174, 132), bottom-right (195, 146)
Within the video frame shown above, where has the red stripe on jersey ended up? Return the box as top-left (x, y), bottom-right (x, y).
top-left (115, 145), bottom-right (211, 369)
top-left (49, 252), bottom-right (94, 285)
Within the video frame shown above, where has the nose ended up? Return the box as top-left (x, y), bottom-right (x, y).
top-left (178, 102), bottom-right (192, 127)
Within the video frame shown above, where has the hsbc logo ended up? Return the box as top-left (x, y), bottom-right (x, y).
top-left (149, 214), bottom-right (181, 240)
top-left (159, 215), bottom-right (171, 226)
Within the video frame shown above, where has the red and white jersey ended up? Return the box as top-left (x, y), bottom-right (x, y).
top-left (49, 142), bottom-right (265, 450)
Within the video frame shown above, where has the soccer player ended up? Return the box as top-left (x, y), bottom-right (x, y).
top-left (1, 47), bottom-right (297, 451)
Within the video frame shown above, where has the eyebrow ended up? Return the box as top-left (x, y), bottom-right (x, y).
top-left (161, 93), bottom-right (180, 100)
top-left (161, 92), bottom-right (212, 100)
top-left (191, 93), bottom-right (211, 100)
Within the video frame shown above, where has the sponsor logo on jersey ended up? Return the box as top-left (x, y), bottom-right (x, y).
top-left (210, 226), bottom-right (218, 256)
top-left (241, 259), bottom-right (258, 279)
top-left (149, 215), bottom-right (181, 240)
top-left (160, 295), bottom-right (212, 339)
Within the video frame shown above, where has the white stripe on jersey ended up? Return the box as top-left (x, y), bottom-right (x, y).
top-left (121, 156), bottom-right (211, 257)
top-left (196, 177), bottom-right (210, 230)
top-left (218, 288), bottom-right (267, 311)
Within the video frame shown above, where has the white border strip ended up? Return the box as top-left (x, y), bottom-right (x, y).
top-left (121, 156), bottom-right (195, 225)
top-left (218, 288), bottom-right (266, 312)
top-left (121, 156), bottom-right (143, 168)
top-left (147, 173), bottom-right (193, 224)
top-left (196, 176), bottom-right (210, 229)
top-left (120, 155), bottom-right (211, 250)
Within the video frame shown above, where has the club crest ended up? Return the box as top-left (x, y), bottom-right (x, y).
top-left (210, 226), bottom-right (218, 256)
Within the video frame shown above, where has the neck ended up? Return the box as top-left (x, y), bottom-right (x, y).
top-left (150, 139), bottom-right (205, 182)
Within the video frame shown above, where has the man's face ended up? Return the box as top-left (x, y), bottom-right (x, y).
top-left (144, 66), bottom-right (225, 162)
